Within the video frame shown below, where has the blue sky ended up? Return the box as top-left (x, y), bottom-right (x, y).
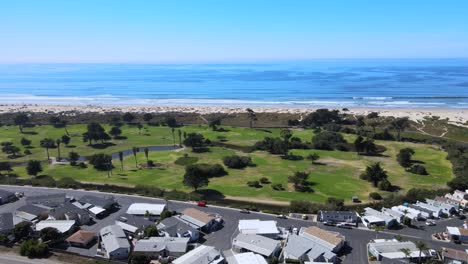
top-left (1, 0), bottom-right (467, 63)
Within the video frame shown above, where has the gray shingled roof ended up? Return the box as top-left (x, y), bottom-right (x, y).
top-left (17, 204), bottom-right (49, 216)
top-left (158, 217), bottom-right (198, 237)
top-left (134, 237), bottom-right (189, 254)
top-left (0, 213), bottom-right (14, 233)
top-left (26, 193), bottom-right (66, 207)
top-left (78, 195), bottom-right (115, 209)
top-left (116, 214), bottom-right (154, 229)
top-left (232, 234), bottom-right (279, 257)
top-left (100, 225), bottom-right (130, 253)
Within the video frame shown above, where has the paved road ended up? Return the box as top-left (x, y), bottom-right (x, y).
top-left (0, 254), bottom-right (64, 264)
top-left (1, 185), bottom-right (466, 264)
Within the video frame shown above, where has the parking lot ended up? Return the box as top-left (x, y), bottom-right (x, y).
top-left (0, 185), bottom-right (466, 264)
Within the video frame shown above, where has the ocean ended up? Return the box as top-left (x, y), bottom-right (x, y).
top-left (0, 59), bottom-right (467, 109)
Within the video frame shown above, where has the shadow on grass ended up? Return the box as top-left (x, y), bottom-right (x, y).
top-left (196, 189), bottom-right (225, 200)
top-left (89, 142), bottom-right (116, 149)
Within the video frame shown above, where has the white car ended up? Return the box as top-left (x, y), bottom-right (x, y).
top-left (428, 249), bottom-right (437, 256)
top-left (425, 221), bottom-right (436, 226)
top-left (292, 227), bottom-right (298, 234)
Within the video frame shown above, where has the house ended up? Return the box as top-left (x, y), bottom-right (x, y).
top-left (99, 225), bottom-right (130, 260)
top-left (0, 189), bottom-right (17, 204)
top-left (407, 204), bottom-right (434, 219)
top-left (133, 237), bottom-right (189, 258)
top-left (232, 234), bottom-right (281, 258)
top-left (178, 208), bottom-right (220, 231)
top-left (48, 203), bottom-right (91, 225)
top-left (115, 213), bottom-right (155, 234)
top-left (441, 247), bottom-right (468, 264)
top-left (126, 203), bottom-right (166, 219)
top-left (425, 199), bottom-right (457, 215)
top-left (446, 227), bottom-right (468, 243)
top-left (227, 252), bottom-right (267, 264)
top-left (35, 220), bottom-right (76, 234)
top-left (237, 219), bottom-right (279, 238)
top-left (0, 213), bottom-right (14, 235)
top-left (172, 245), bottom-right (223, 264)
top-left (445, 190), bottom-right (468, 208)
top-left (391, 205), bottom-right (422, 220)
top-left (283, 234), bottom-right (338, 263)
top-left (77, 195), bottom-right (116, 218)
top-left (300, 226), bottom-right (345, 253)
top-left (414, 201), bottom-right (443, 217)
top-left (363, 208), bottom-right (399, 228)
top-left (381, 208), bottom-right (405, 223)
top-left (66, 230), bottom-right (96, 248)
top-left (368, 239), bottom-right (427, 261)
top-left (26, 193), bottom-right (66, 207)
top-left (434, 197), bottom-right (460, 210)
top-left (157, 216), bottom-right (199, 242)
top-left (15, 204), bottom-right (49, 221)
top-left (318, 211), bottom-right (358, 225)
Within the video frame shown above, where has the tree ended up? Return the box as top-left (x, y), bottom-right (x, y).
top-left (118, 151), bottom-right (124, 171)
top-left (391, 117), bottom-right (410, 141)
top-left (19, 239), bottom-right (48, 258)
top-left (132, 147), bottom-right (138, 168)
top-left (302, 109), bottom-right (342, 127)
top-left (397, 148), bottom-right (415, 168)
top-left (137, 123), bottom-right (143, 135)
top-left (109, 126), bottom-right (122, 139)
top-left (280, 128), bottom-right (292, 143)
top-left (361, 162), bottom-right (389, 187)
top-left (14, 114), bottom-right (29, 133)
top-left (356, 116), bottom-right (365, 131)
top-left (20, 137), bottom-right (31, 147)
top-left (183, 133), bottom-right (206, 151)
top-left (171, 128), bottom-right (176, 147)
top-left (143, 113), bottom-right (153, 123)
top-left (367, 120), bottom-right (381, 135)
top-left (288, 171), bottom-right (310, 191)
top-left (178, 129), bottom-right (182, 147)
top-left (144, 147), bottom-right (149, 164)
top-left (373, 225), bottom-right (384, 239)
top-left (61, 135), bottom-right (71, 146)
top-left (68, 152), bottom-right (80, 166)
top-left (13, 222), bottom-right (32, 241)
top-left (106, 156), bottom-right (113, 178)
top-left (415, 240), bottom-right (428, 264)
top-left (40, 138), bottom-right (55, 161)
top-left (143, 226), bottom-right (159, 237)
top-left (307, 153), bottom-right (320, 164)
top-left (223, 155), bottom-right (252, 169)
top-left (408, 164), bottom-right (428, 175)
top-left (362, 138), bottom-right (377, 155)
top-left (209, 119), bottom-right (221, 131)
top-left (56, 139), bottom-right (62, 160)
top-left (122, 112), bottom-right (135, 123)
top-left (2, 144), bottom-right (20, 157)
top-left (26, 160), bottom-right (42, 176)
top-left (354, 135), bottom-right (364, 153)
top-left (400, 248), bottom-right (412, 263)
top-left (378, 178), bottom-right (393, 191)
top-left (88, 154), bottom-right (113, 171)
top-left (83, 123), bottom-right (109, 144)
top-left (183, 165), bottom-right (209, 191)
top-left (369, 192), bottom-right (382, 200)
top-left (246, 108), bottom-right (257, 128)
top-left (0, 162), bottom-right (12, 175)
top-left (165, 116), bottom-right (178, 128)
top-left (40, 227), bottom-right (62, 242)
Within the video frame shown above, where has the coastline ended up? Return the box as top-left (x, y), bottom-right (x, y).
top-left (0, 103), bottom-right (467, 125)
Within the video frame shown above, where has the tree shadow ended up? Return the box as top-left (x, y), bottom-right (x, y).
top-left (196, 189), bottom-right (225, 200)
top-left (255, 128), bottom-right (272, 133)
top-left (21, 131), bottom-right (38, 135)
top-left (192, 147), bottom-right (210, 153)
top-left (65, 145), bottom-right (76, 148)
top-left (312, 162), bottom-right (327, 166)
top-left (89, 142), bottom-right (116, 149)
top-left (411, 160), bottom-right (426, 164)
top-left (114, 136), bottom-right (127, 140)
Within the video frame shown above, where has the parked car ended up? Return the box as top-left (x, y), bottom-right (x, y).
top-left (292, 227), bottom-right (298, 235)
top-left (302, 214), bottom-right (308, 220)
top-left (337, 223), bottom-right (352, 229)
top-left (197, 201), bottom-right (207, 207)
top-left (277, 214), bottom-right (287, 219)
top-left (428, 249), bottom-right (437, 257)
top-left (426, 220), bottom-right (436, 226)
top-left (323, 220), bottom-right (335, 226)
top-left (240, 209), bottom-right (250, 214)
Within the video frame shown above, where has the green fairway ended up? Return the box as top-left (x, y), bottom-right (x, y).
top-left (0, 123), bottom-right (454, 203)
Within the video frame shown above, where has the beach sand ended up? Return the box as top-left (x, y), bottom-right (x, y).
top-left (0, 104), bottom-right (467, 125)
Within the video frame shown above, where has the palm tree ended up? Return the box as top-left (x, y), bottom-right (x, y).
top-left (40, 138), bottom-right (55, 162)
top-left (373, 225), bottom-right (384, 239)
top-left (415, 240), bottom-right (428, 264)
top-left (171, 128), bottom-right (176, 148)
top-left (390, 117), bottom-right (410, 141)
top-left (246, 108), bottom-right (257, 128)
top-left (144, 147), bottom-right (149, 164)
top-left (137, 123), bottom-right (143, 135)
top-left (106, 156), bottom-right (113, 178)
top-left (118, 151), bottom-right (124, 171)
top-left (400, 248), bottom-right (412, 263)
top-left (178, 130), bottom-right (182, 147)
top-left (132, 147), bottom-right (138, 168)
top-left (56, 139), bottom-right (61, 161)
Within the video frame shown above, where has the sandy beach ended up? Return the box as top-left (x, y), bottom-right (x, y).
top-left (0, 104), bottom-right (467, 125)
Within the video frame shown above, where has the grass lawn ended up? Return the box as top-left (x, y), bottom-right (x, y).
top-left (1, 123), bottom-right (454, 203)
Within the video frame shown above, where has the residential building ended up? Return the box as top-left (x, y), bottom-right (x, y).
top-left (157, 216), bottom-right (199, 242)
top-left (172, 245), bottom-right (223, 264)
top-left (99, 225), bottom-right (130, 260)
top-left (237, 219), bottom-right (279, 238)
top-left (115, 213), bottom-right (155, 234)
top-left (283, 234), bottom-right (338, 263)
top-left (25, 193), bottom-right (66, 207)
top-left (446, 227), bottom-right (468, 243)
top-left (445, 190), bottom-right (468, 208)
top-left (226, 252), bottom-right (267, 264)
top-left (407, 204), bottom-right (434, 219)
top-left (48, 203), bottom-right (91, 225)
top-left (77, 195), bottom-right (116, 218)
top-left (318, 211), bottom-right (358, 225)
top-left (425, 199), bottom-right (457, 215)
top-left (15, 204), bottom-right (49, 221)
top-left (126, 203), bottom-right (166, 219)
top-left (178, 208), bottom-right (219, 231)
top-left (368, 239), bottom-right (427, 261)
top-left (133, 237), bottom-right (189, 258)
top-left (441, 247), bottom-right (468, 264)
top-left (232, 234), bottom-right (281, 258)
top-left (381, 208), bottom-right (405, 223)
top-left (434, 197), bottom-right (460, 210)
top-left (300, 226), bottom-right (345, 253)
top-left (66, 230), bottom-right (96, 248)
top-left (35, 220), bottom-right (76, 234)
top-left (414, 201), bottom-right (443, 217)
top-left (391, 205), bottom-right (422, 220)
top-left (362, 208), bottom-right (399, 228)
top-left (0, 189), bottom-right (16, 204)
top-left (0, 213), bottom-right (14, 235)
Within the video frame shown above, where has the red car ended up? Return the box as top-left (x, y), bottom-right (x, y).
top-left (197, 201), bottom-right (207, 207)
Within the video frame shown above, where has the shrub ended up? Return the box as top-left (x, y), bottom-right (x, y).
top-left (19, 239), bottom-right (48, 258)
top-left (271, 184), bottom-right (284, 191)
top-left (259, 177), bottom-right (270, 184)
top-left (24, 150), bottom-right (32, 155)
top-left (88, 153), bottom-right (113, 170)
top-left (408, 164), bottom-right (428, 175)
top-left (378, 179), bottom-right (393, 191)
top-left (185, 163), bottom-right (227, 178)
top-left (369, 192), bottom-right (382, 200)
top-left (312, 131), bottom-right (347, 150)
top-left (247, 180), bottom-right (261, 188)
top-left (78, 162), bottom-right (87, 168)
top-left (223, 155), bottom-right (252, 169)
top-left (282, 153), bottom-right (304, 161)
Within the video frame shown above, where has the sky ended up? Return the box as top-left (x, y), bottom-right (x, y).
top-left (1, 0), bottom-right (468, 63)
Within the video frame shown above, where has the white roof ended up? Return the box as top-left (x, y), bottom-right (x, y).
top-left (447, 226), bottom-right (461, 235)
top-left (362, 215), bottom-right (385, 224)
top-left (89, 206), bottom-right (106, 215)
top-left (115, 221), bottom-right (138, 233)
top-left (72, 201), bottom-right (92, 209)
top-left (173, 245), bottom-right (222, 264)
top-left (126, 203), bottom-right (166, 215)
top-left (228, 252), bottom-right (267, 264)
top-left (36, 220), bottom-right (75, 233)
top-left (238, 219), bottom-right (279, 235)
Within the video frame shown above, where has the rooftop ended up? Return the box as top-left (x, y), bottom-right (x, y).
top-left (100, 225), bottom-right (130, 253)
top-left (301, 226), bottom-right (345, 249)
top-left (36, 220), bottom-right (76, 233)
top-left (227, 252), bottom-right (267, 264)
top-left (25, 193), bottom-right (66, 207)
top-left (180, 208), bottom-right (215, 227)
top-left (16, 204), bottom-right (49, 216)
top-left (116, 213), bottom-right (155, 233)
top-left (134, 237), bottom-right (189, 253)
top-left (126, 203), bottom-right (166, 215)
top-left (0, 213), bottom-right (14, 232)
top-left (66, 230), bottom-right (96, 245)
top-left (158, 216), bottom-right (198, 237)
top-left (238, 219), bottom-right (279, 235)
top-left (369, 239), bottom-right (424, 259)
top-left (172, 245), bottom-right (222, 264)
top-left (78, 195), bottom-right (115, 209)
top-left (441, 247), bottom-right (468, 261)
top-left (232, 233), bottom-right (280, 257)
